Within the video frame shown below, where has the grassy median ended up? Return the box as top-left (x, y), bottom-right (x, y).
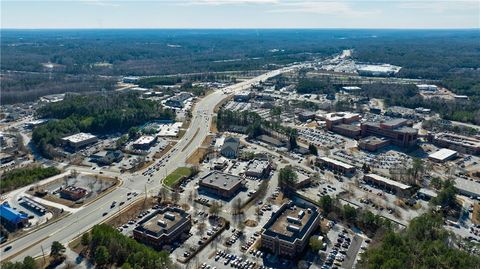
top-left (163, 167), bottom-right (192, 187)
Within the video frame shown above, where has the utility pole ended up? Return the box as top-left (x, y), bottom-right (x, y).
top-left (41, 245), bottom-right (46, 266)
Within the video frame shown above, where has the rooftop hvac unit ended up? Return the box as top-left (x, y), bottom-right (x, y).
top-left (298, 210), bottom-right (305, 219)
top-left (287, 216), bottom-right (301, 224)
top-left (158, 220), bottom-right (167, 227)
top-left (287, 225), bottom-right (301, 233)
top-left (164, 213), bottom-right (176, 221)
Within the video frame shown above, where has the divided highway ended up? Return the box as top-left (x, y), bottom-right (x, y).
top-left (1, 65), bottom-right (300, 262)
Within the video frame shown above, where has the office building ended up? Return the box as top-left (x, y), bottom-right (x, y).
top-left (261, 201), bottom-right (321, 258)
top-left (133, 136), bottom-right (157, 150)
top-left (431, 133), bottom-right (480, 156)
top-left (316, 157), bottom-right (355, 175)
top-left (358, 136), bottom-right (390, 152)
top-left (245, 160), bottom-right (271, 178)
top-left (133, 206), bottom-right (192, 249)
top-left (364, 174), bottom-right (413, 197)
top-left (199, 171), bottom-right (243, 199)
top-left (361, 119), bottom-right (418, 148)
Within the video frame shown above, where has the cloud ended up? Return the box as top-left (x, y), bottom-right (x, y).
top-left (396, 0), bottom-right (478, 13)
top-left (268, 1), bottom-right (379, 16)
top-left (80, 0), bottom-right (121, 7)
top-left (178, 0), bottom-right (279, 5)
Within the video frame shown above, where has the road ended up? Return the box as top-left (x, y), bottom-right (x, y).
top-left (1, 65), bottom-right (302, 262)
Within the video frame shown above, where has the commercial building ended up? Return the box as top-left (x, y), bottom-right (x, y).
top-left (220, 137), bottom-right (240, 159)
top-left (361, 119), bottom-right (418, 148)
top-left (213, 157), bottom-right (228, 170)
top-left (261, 201), bottom-right (321, 258)
top-left (428, 148), bottom-right (458, 162)
top-left (364, 173), bottom-right (413, 197)
top-left (297, 111), bottom-right (316, 122)
top-left (233, 91), bottom-right (253, 102)
top-left (133, 206), bottom-right (192, 249)
top-left (133, 135), bottom-right (157, 150)
top-left (91, 150), bottom-right (124, 165)
top-left (416, 84), bottom-right (438, 92)
top-left (165, 92), bottom-right (193, 108)
top-left (123, 76), bottom-right (140, 83)
top-left (358, 136), bottom-right (390, 152)
top-left (199, 171), bottom-right (244, 199)
top-left (431, 133), bottom-right (480, 156)
top-left (316, 157), bottom-right (355, 175)
top-left (62, 133), bottom-right (98, 150)
top-left (342, 86), bottom-right (361, 91)
top-left (356, 64), bottom-right (401, 77)
top-left (60, 186), bottom-right (88, 201)
top-left (245, 160), bottom-right (271, 178)
top-left (0, 203), bottom-right (29, 231)
top-left (257, 135), bottom-right (286, 148)
top-left (319, 112), bottom-right (361, 130)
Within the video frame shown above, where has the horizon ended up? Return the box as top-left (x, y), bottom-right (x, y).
top-left (2, 0), bottom-right (479, 29)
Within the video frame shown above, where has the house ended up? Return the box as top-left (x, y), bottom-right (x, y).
top-left (220, 137), bottom-right (240, 159)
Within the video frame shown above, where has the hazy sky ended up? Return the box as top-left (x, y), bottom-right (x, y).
top-left (2, 0), bottom-right (479, 29)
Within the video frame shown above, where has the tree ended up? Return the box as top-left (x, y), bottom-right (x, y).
top-left (319, 195), bottom-right (333, 214)
top-left (308, 144), bottom-right (318, 156)
top-left (81, 233), bottom-right (90, 246)
top-left (278, 166), bottom-right (298, 193)
top-left (432, 179), bottom-right (458, 210)
top-left (94, 246), bottom-right (110, 267)
top-left (343, 205), bottom-right (357, 223)
top-left (209, 201), bottom-right (222, 217)
top-left (50, 241), bottom-right (66, 260)
top-left (309, 236), bottom-right (323, 252)
top-left (121, 263), bottom-right (133, 269)
top-left (128, 127), bottom-right (140, 140)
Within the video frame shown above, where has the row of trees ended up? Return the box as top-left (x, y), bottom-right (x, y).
top-left (32, 93), bottom-right (175, 158)
top-left (359, 213), bottom-right (480, 269)
top-left (0, 165), bottom-right (60, 193)
top-left (81, 224), bottom-right (173, 269)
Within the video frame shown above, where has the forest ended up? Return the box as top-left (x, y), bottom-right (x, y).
top-left (81, 224), bottom-right (173, 269)
top-left (359, 213), bottom-right (480, 269)
top-left (32, 92), bottom-right (175, 158)
top-left (2, 29), bottom-right (478, 106)
top-left (0, 166), bottom-right (60, 193)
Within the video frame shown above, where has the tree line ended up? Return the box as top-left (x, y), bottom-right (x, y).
top-left (32, 92), bottom-right (175, 158)
top-left (0, 165), bottom-right (60, 193)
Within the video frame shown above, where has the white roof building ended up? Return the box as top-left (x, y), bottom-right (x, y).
top-left (428, 148), bottom-right (457, 162)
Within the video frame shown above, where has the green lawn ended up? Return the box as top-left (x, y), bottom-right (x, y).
top-left (163, 167), bottom-right (192, 187)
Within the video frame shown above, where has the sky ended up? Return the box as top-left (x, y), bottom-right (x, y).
top-left (1, 0), bottom-right (479, 29)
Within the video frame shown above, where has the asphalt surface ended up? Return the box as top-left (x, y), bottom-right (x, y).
top-left (1, 65), bottom-right (302, 262)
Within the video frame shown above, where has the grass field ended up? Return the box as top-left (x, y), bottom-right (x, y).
top-left (163, 167), bottom-right (192, 187)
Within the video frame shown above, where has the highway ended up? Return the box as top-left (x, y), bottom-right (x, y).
top-left (1, 65), bottom-right (301, 262)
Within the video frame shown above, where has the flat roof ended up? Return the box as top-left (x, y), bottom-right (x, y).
top-left (263, 202), bottom-right (320, 242)
top-left (135, 207), bottom-right (190, 238)
top-left (428, 148), bottom-right (457, 161)
top-left (133, 135), bottom-right (156, 145)
top-left (455, 178), bottom-right (480, 197)
top-left (62, 133), bottom-right (97, 143)
top-left (435, 133), bottom-right (480, 148)
top-left (319, 156), bottom-right (354, 170)
top-left (200, 171), bottom-right (243, 191)
top-left (247, 160), bottom-right (270, 174)
top-left (334, 123), bottom-right (361, 132)
top-left (323, 112), bottom-right (360, 122)
top-left (365, 173), bottom-right (411, 190)
top-left (342, 86), bottom-right (361, 90)
top-left (359, 136), bottom-right (389, 145)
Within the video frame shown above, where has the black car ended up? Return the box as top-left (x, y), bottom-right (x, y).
top-left (4, 246), bottom-right (12, 252)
